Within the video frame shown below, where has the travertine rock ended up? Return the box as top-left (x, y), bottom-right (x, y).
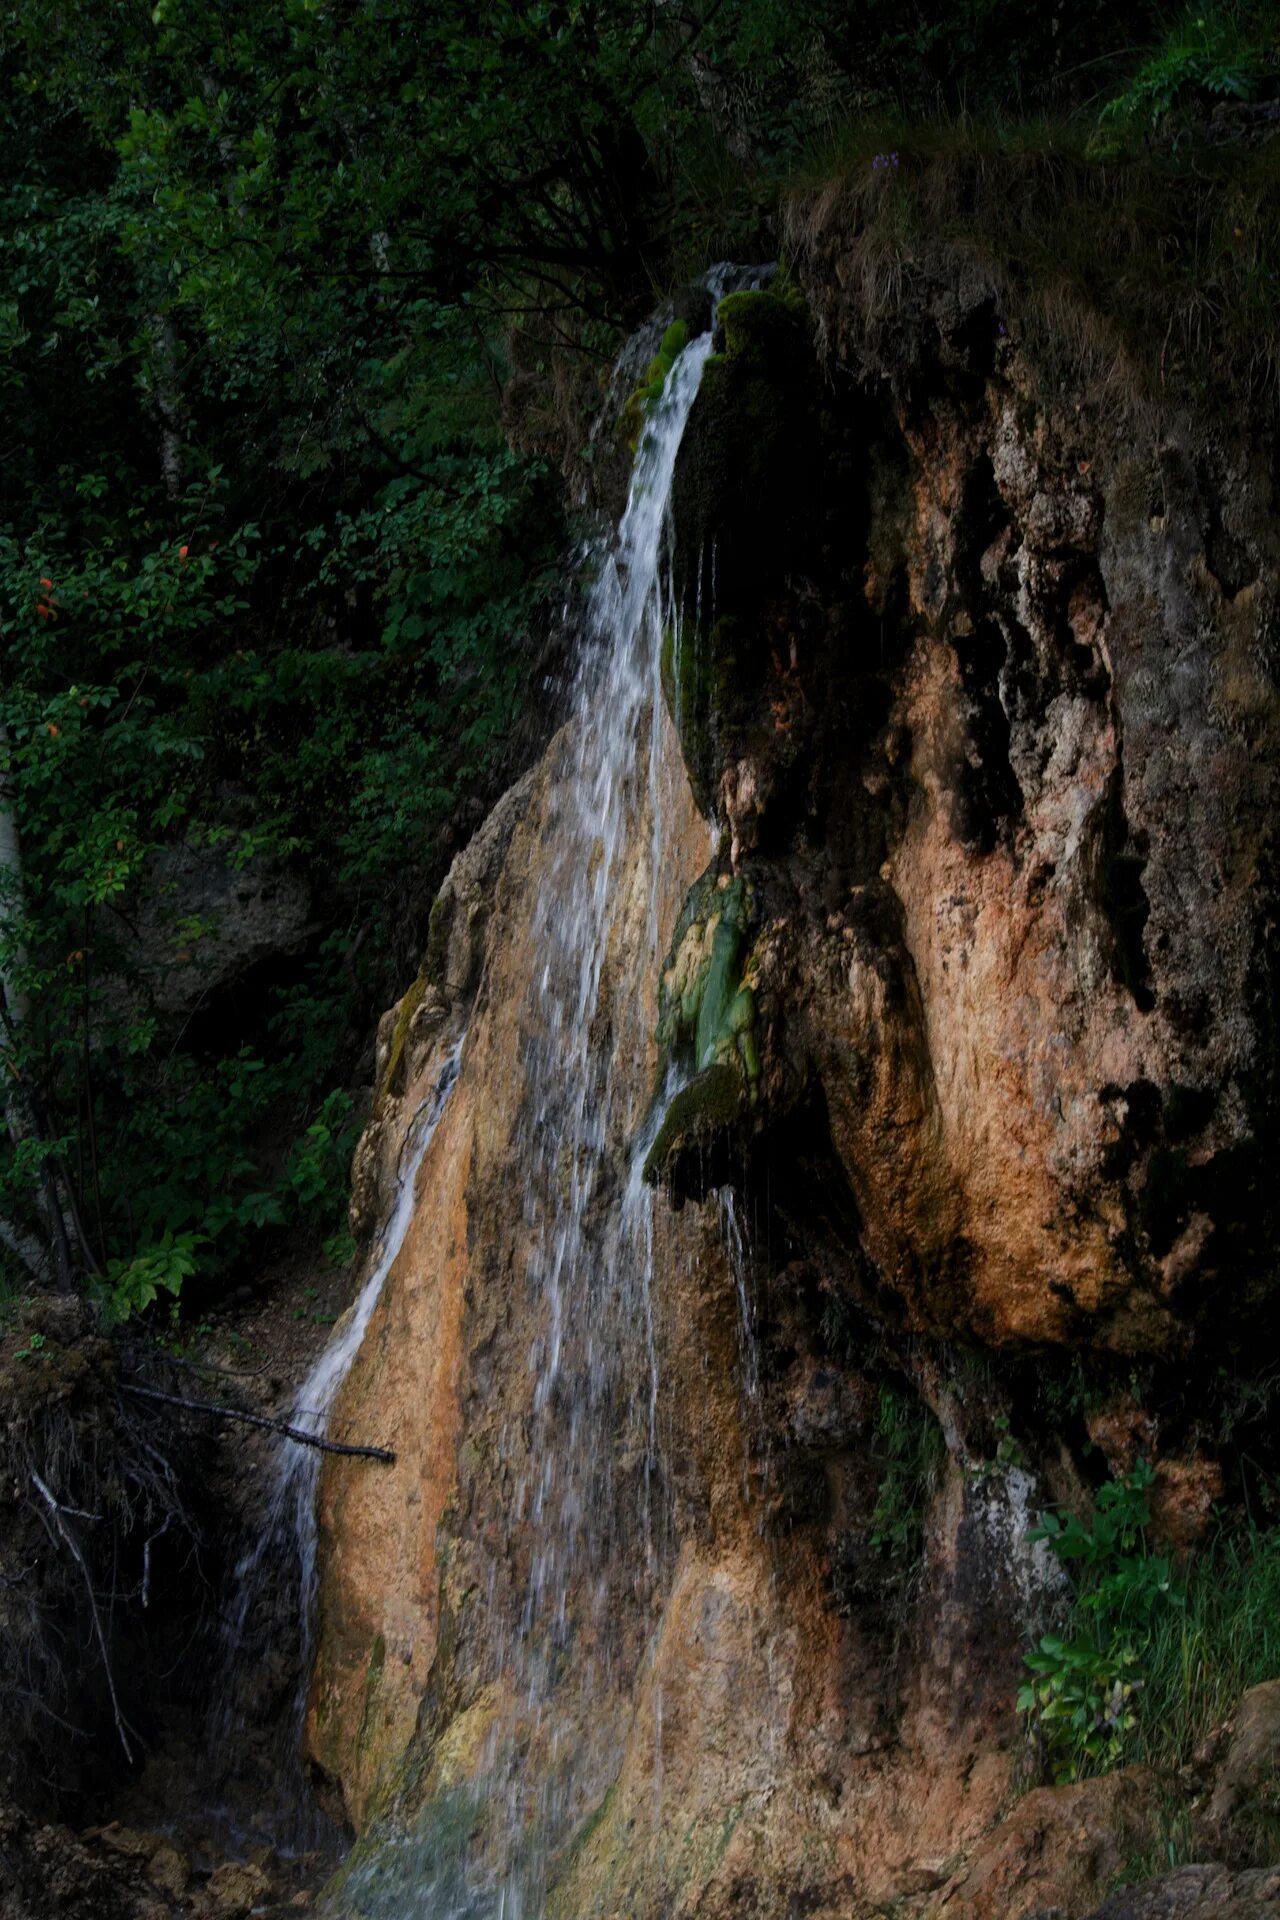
top-left (935, 1769), bottom-right (1160, 1919)
top-left (311, 251), bottom-right (1280, 1919)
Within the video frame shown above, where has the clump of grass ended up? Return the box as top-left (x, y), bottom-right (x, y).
top-left (1136, 1509), bottom-right (1280, 1772)
top-left (832, 1381), bottom-right (946, 1631)
top-left (868, 1381), bottom-right (947, 1566)
top-left (1024, 1456), bottom-right (1280, 1795)
top-left (782, 115), bottom-right (1280, 428)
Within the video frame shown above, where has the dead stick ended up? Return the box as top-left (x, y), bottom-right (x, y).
top-left (31, 1472), bottom-right (135, 1761)
top-left (121, 1383), bottom-right (395, 1462)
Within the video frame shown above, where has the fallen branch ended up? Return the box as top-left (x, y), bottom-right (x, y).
top-left (121, 1382), bottom-right (395, 1462)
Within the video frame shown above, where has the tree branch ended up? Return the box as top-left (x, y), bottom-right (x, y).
top-left (121, 1382), bottom-right (396, 1461)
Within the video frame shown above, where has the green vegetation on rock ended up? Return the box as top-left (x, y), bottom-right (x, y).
top-left (620, 320), bottom-right (690, 447)
top-left (657, 870), bottom-right (759, 1091)
top-left (642, 867), bottom-right (761, 1189)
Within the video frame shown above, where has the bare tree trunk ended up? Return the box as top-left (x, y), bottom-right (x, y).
top-left (147, 315), bottom-right (184, 501)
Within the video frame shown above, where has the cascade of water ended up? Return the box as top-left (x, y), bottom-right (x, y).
top-left (209, 1036), bottom-right (465, 1844)
top-left (338, 268), bottom-right (760, 1917)
top-left (494, 318), bottom-right (720, 1896)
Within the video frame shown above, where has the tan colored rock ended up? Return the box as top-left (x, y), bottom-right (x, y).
top-left (91, 1823), bottom-right (160, 1861)
top-left (309, 713), bottom-right (717, 1830)
top-left (204, 1859), bottom-right (273, 1918)
top-left (1084, 1862), bottom-right (1280, 1917)
top-left (935, 1770), bottom-right (1161, 1919)
top-left (1201, 1681), bottom-right (1280, 1866)
top-left (145, 1842), bottom-right (189, 1897)
top-left (1149, 1456), bottom-right (1224, 1555)
top-left (1087, 1399), bottom-right (1159, 1477)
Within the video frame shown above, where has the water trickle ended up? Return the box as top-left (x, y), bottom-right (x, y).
top-left (336, 270), bottom-right (759, 1917)
top-left (209, 1036), bottom-right (464, 1845)
top-left (722, 1187), bottom-right (771, 1514)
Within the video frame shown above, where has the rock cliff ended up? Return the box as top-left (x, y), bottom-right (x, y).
top-left (307, 252), bottom-right (1280, 1919)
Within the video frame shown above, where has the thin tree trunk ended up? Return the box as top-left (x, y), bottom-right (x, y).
top-left (147, 315), bottom-right (183, 501)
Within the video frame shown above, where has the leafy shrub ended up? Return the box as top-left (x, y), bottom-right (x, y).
top-left (286, 1090), bottom-right (362, 1231)
top-left (1020, 1461), bottom-right (1182, 1782)
top-left (1101, 4), bottom-right (1272, 126)
top-left (100, 1230), bottom-right (205, 1323)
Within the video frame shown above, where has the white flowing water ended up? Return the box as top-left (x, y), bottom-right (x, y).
top-left (482, 312), bottom-right (713, 1918)
top-left (336, 270), bottom-right (759, 1917)
top-left (209, 1037), bottom-right (464, 1843)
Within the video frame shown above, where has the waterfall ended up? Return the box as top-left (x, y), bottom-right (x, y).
top-left (209, 1037), bottom-right (465, 1846)
top-left (334, 270), bottom-right (757, 1918)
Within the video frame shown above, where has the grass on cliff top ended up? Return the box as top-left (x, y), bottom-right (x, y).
top-left (781, 116), bottom-right (1280, 425)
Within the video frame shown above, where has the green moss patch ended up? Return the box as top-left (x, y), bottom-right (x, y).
top-left (643, 866), bottom-right (763, 1197)
top-left (620, 318), bottom-right (689, 447)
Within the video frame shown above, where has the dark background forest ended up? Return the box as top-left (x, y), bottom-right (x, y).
top-left (1, 0), bottom-right (1276, 1319)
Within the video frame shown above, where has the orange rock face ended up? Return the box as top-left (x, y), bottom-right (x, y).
top-left (309, 255), bottom-right (1280, 1916)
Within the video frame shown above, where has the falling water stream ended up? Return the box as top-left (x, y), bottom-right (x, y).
top-left (209, 1038), bottom-right (465, 1846)
top-left (328, 272), bottom-right (766, 1917)
top-left (204, 269), bottom-right (766, 1916)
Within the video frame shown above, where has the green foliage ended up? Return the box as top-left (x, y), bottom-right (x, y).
top-left (1026, 1458), bottom-right (1280, 1812)
top-left (286, 1091), bottom-right (361, 1232)
top-left (1021, 1635), bottom-right (1144, 1781)
top-left (1020, 1462), bottom-right (1183, 1783)
top-left (101, 1231), bottom-right (205, 1324)
top-left (868, 1383), bottom-right (945, 1566)
top-left (1135, 1498), bottom-right (1280, 1774)
top-left (0, 9), bottom-right (565, 1314)
top-left (1101, 4), bottom-right (1273, 127)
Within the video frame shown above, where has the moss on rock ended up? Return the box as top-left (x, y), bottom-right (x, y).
top-left (641, 1063), bottom-right (746, 1191)
top-left (643, 866), bottom-right (762, 1195)
top-left (374, 972), bottom-right (427, 1117)
top-left (620, 318), bottom-right (689, 448)
top-left (657, 870), bottom-right (759, 1091)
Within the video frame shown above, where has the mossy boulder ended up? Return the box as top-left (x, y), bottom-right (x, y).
top-left (669, 284), bottom-right (820, 627)
top-left (641, 1062), bottom-right (747, 1197)
top-left (643, 866), bottom-right (761, 1194)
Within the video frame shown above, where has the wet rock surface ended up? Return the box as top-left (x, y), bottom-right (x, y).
top-left (1083, 1863), bottom-right (1280, 1918)
top-left (298, 254), bottom-right (1280, 1916)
